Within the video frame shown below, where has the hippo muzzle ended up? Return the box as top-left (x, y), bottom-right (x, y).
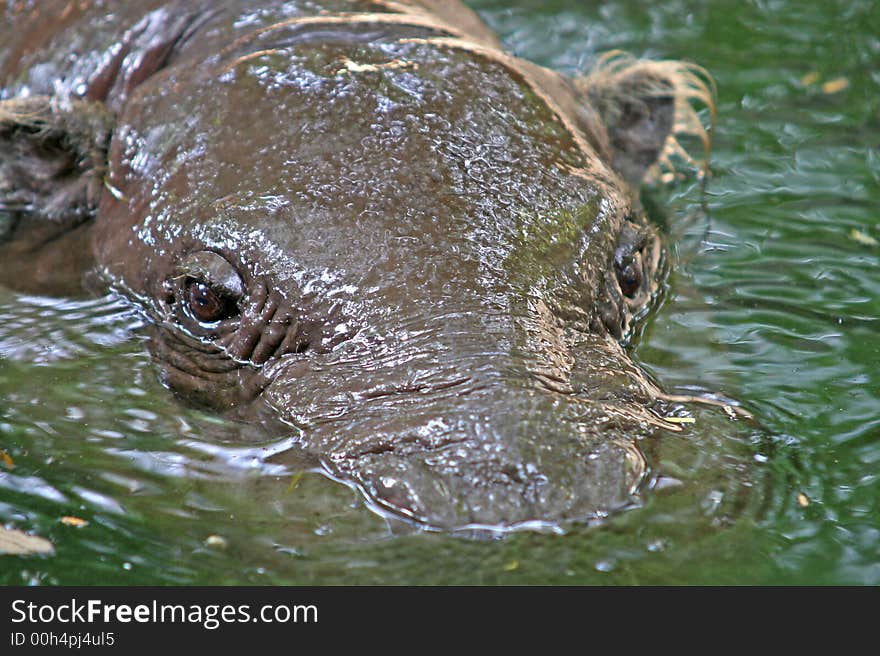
top-left (0, 1), bottom-right (715, 531)
top-left (264, 328), bottom-right (659, 529)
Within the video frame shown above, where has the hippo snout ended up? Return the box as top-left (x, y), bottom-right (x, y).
top-left (342, 403), bottom-right (651, 531)
top-left (265, 339), bottom-right (655, 530)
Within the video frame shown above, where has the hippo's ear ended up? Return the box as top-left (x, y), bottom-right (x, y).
top-left (575, 52), bottom-right (716, 187)
top-left (0, 96), bottom-right (112, 294)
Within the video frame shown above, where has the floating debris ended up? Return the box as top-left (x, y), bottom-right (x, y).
top-left (850, 228), bottom-right (878, 247)
top-left (800, 71), bottom-right (820, 86)
top-left (664, 416), bottom-right (696, 424)
top-left (797, 493), bottom-right (810, 507)
top-left (60, 516), bottom-right (88, 527)
top-left (0, 526), bottom-right (55, 555)
top-left (821, 77), bottom-right (850, 94)
top-left (287, 471), bottom-right (305, 493)
top-left (204, 534), bottom-right (228, 550)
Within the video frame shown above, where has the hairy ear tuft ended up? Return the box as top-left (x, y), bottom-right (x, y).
top-left (0, 96), bottom-right (112, 294)
top-left (575, 51), bottom-right (716, 187)
top-left (0, 96), bottom-right (112, 223)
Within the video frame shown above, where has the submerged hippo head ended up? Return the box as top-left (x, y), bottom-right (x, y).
top-left (0, 1), bottom-right (716, 531)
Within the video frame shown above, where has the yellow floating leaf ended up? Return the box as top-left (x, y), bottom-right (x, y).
top-left (850, 228), bottom-right (878, 247)
top-left (821, 77), bottom-right (849, 94)
top-left (287, 471), bottom-right (305, 493)
top-left (0, 526), bottom-right (54, 555)
top-left (502, 560), bottom-right (519, 572)
top-left (797, 493), bottom-right (810, 507)
top-left (0, 449), bottom-right (14, 469)
top-left (60, 516), bottom-right (88, 528)
top-left (800, 71), bottom-right (820, 86)
top-left (664, 416), bottom-right (696, 424)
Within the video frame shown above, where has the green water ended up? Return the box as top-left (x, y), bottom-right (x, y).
top-left (2, 0), bottom-right (878, 585)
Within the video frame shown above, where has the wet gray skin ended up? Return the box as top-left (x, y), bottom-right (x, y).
top-left (0, 0), bottom-right (716, 530)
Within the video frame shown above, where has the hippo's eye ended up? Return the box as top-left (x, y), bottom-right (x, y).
top-left (614, 219), bottom-right (648, 299)
top-left (174, 251), bottom-right (245, 324)
top-left (185, 278), bottom-right (238, 323)
top-left (617, 260), bottom-right (642, 298)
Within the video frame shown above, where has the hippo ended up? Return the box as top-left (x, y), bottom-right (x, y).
top-left (0, 0), bottom-right (728, 531)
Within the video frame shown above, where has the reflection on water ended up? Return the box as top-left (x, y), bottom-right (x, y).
top-left (2, 0), bottom-right (879, 584)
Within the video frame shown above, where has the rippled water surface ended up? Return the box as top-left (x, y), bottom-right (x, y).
top-left (2, 0), bottom-right (878, 584)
